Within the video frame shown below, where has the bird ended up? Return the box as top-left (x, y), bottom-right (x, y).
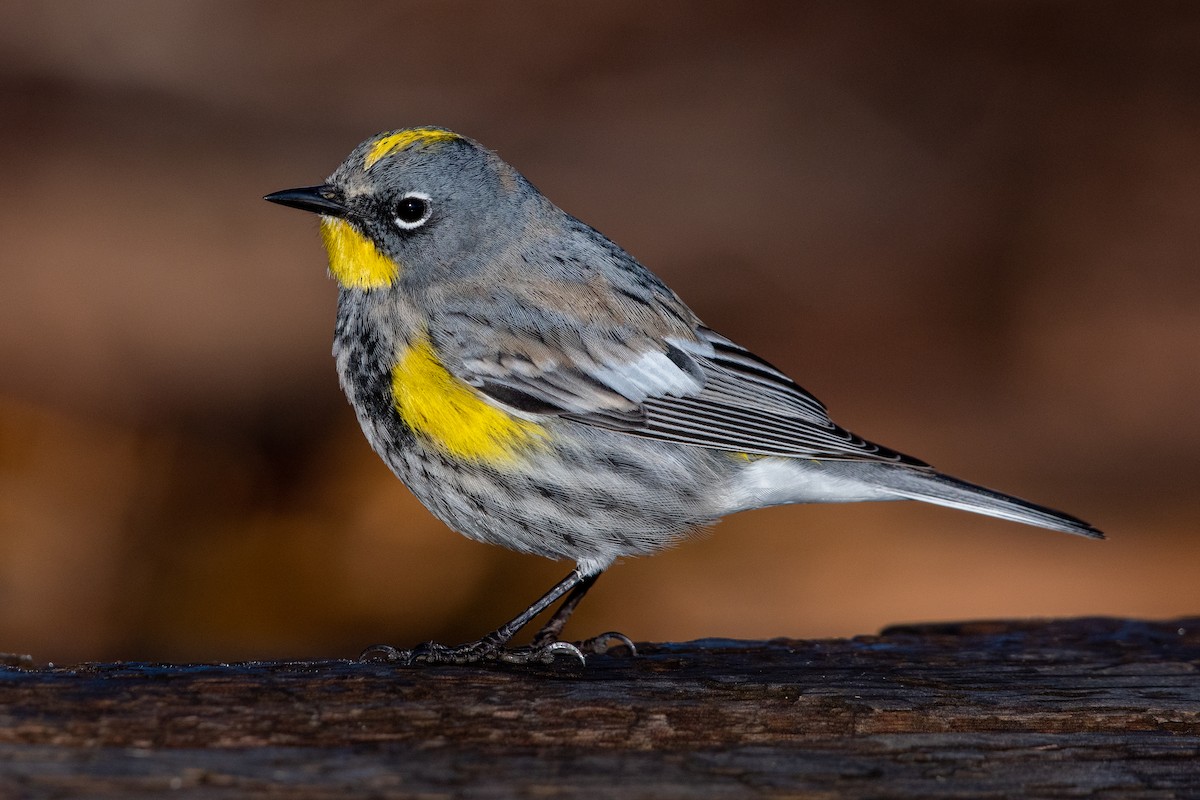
top-left (264, 126), bottom-right (1102, 665)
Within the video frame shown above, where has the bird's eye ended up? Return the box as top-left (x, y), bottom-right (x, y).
top-left (393, 192), bottom-right (432, 230)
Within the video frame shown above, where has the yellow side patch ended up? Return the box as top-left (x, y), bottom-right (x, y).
top-left (392, 336), bottom-right (546, 463)
top-left (319, 218), bottom-right (399, 289)
top-left (364, 128), bottom-right (460, 170)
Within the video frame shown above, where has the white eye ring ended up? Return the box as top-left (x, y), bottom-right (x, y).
top-left (393, 192), bottom-right (433, 230)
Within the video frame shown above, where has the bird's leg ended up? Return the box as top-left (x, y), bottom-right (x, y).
top-left (531, 571), bottom-right (636, 657)
top-left (530, 571), bottom-right (598, 645)
top-left (360, 568), bottom-right (595, 665)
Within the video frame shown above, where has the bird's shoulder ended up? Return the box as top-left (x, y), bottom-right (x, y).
top-left (428, 253), bottom-right (697, 413)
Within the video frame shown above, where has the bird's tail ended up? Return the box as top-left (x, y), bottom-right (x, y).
top-left (873, 467), bottom-right (1104, 539)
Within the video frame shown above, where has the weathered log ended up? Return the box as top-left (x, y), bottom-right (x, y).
top-left (1, 617), bottom-right (1197, 798)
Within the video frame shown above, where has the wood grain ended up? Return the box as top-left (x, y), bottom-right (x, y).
top-left (1, 617), bottom-right (1197, 798)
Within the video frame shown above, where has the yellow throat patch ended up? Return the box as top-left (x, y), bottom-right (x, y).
top-left (364, 128), bottom-right (460, 170)
top-left (319, 217), bottom-right (398, 290)
top-left (392, 336), bottom-right (546, 463)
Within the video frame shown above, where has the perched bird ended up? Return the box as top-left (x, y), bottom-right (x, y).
top-left (265, 127), bottom-right (1102, 665)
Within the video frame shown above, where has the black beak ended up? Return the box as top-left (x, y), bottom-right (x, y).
top-left (264, 184), bottom-right (348, 217)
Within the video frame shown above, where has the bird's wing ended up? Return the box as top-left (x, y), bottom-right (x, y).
top-left (433, 288), bottom-right (926, 466)
top-left (429, 277), bottom-right (705, 429)
top-left (427, 215), bottom-right (926, 466)
top-left (631, 327), bottom-right (927, 465)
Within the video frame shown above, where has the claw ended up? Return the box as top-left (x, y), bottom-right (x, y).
top-left (581, 631), bottom-right (637, 657)
top-left (539, 640), bottom-right (587, 665)
top-left (489, 640), bottom-right (584, 665)
top-left (359, 643), bottom-right (413, 663)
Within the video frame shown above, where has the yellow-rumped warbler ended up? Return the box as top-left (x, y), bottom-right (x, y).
top-left (265, 127), bottom-right (1102, 665)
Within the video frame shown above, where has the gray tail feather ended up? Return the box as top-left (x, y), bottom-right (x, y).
top-left (879, 468), bottom-right (1104, 539)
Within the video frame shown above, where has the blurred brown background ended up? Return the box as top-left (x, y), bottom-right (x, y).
top-left (1, 2), bottom-right (1196, 665)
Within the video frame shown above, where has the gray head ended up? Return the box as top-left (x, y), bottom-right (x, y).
top-left (265, 127), bottom-right (542, 290)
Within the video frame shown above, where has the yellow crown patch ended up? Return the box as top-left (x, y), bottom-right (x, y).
top-left (364, 128), bottom-right (460, 170)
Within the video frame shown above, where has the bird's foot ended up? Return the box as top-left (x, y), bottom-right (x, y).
top-left (358, 637), bottom-right (586, 666)
top-left (532, 630), bottom-right (637, 658)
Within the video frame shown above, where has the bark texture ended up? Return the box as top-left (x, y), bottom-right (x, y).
top-left (1, 617), bottom-right (1198, 798)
